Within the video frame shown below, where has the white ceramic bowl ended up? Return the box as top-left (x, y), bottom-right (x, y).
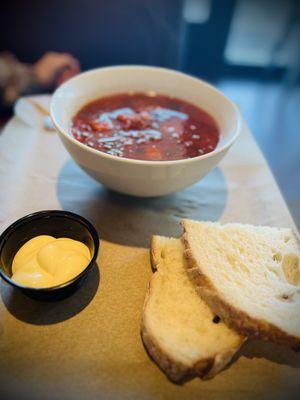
top-left (51, 66), bottom-right (242, 197)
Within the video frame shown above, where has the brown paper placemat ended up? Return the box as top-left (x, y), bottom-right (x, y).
top-left (0, 98), bottom-right (299, 399)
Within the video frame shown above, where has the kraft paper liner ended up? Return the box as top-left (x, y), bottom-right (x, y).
top-left (0, 96), bottom-right (299, 400)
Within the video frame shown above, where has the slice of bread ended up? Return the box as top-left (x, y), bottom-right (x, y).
top-left (182, 220), bottom-right (300, 350)
top-left (141, 236), bottom-right (245, 383)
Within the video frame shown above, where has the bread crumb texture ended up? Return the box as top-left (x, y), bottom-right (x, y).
top-left (142, 236), bottom-right (244, 381)
top-left (182, 220), bottom-right (300, 344)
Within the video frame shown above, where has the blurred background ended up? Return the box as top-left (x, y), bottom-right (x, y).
top-left (1, 0), bottom-right (299, 226)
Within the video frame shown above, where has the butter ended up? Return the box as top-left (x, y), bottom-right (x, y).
top-left (11, 235), bottom-right (91, 288)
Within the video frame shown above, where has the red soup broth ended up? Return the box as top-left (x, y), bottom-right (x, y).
top-left (70, 93), bottom-right (220, 161)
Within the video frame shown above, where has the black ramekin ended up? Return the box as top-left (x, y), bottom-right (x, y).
top-left (0, 210), bottom-right (99, 301)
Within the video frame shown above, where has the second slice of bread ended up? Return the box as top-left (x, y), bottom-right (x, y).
top-left (141, 236), bottom-right (245, 383)
top-left (182, 220), bottom-right (300, 350)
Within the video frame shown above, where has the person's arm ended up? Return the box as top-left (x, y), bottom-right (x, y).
top-left (0, 52), bottom-right (37, 114)
top-left (0, 51), bottom-right (80, 116)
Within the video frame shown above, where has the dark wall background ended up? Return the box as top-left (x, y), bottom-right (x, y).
top-left (0, 0), bottom-right (183, 70)
top-left (1, 0), bottom-right (298, 82)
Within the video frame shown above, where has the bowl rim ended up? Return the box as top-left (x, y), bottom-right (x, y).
top-left (50, 65), bottom-right (242, 166)
top-left (0, 210), bottom-right (100, 292)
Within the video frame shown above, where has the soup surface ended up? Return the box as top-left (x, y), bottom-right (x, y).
top-left (71, 93), bottom-right (220, 161)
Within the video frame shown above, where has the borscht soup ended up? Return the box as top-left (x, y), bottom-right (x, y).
top-left (70, 93), bottom-right (220, 161)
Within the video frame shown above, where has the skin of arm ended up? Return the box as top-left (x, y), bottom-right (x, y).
top-left (0, 51), bottom-right (80, 116)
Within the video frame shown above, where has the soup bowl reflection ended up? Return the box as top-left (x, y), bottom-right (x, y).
top-left (50, 66), bottom-right (242, 197)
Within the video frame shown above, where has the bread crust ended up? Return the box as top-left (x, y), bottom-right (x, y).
top-left (141, 235), bottom-right (244, 383)
top-left (149, 236), bottom-right (159, 272)
top-left (181, 221), bottom-right (300, 351)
